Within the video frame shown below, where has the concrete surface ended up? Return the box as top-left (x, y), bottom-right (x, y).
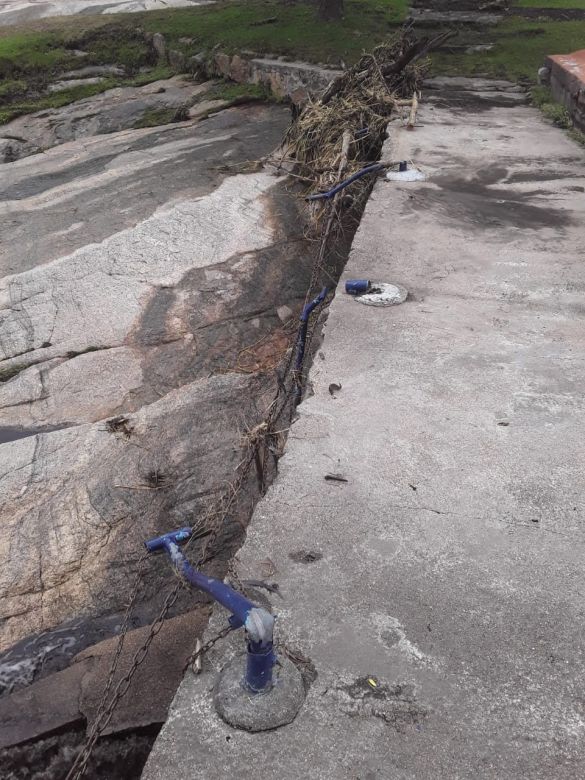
top-left (423, 76), bottom-right (527, 108)
top-left (0, 0), bottom-right (210, 26)
top-left (142, 95), bottom-right (585, 779)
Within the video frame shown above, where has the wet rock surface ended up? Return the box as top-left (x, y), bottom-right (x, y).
top-left (0, 93), bottom-right (313, 766)
top-left (0, 608), bottom-right (209, 748)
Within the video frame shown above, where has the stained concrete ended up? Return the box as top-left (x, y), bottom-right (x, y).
top-left (143, 95), bottom-right (585, 779)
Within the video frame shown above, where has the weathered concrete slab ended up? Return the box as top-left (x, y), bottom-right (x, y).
top-left (408, 8), bottom-right (504, 25)
top-left (423, 76), bottom-right (528, 108)
top-left (143, 99), bottom-right (585, 779)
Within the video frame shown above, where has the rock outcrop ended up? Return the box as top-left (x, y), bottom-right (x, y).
top-left (0, 101), bottom-right (313, 727)
top-left (0, 76), bottom-right (212, 163)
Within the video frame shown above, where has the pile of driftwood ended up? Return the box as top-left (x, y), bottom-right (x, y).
top-left (282, 30), bottom-right (450, 205)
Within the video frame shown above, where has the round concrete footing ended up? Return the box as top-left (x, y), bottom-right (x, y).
top-left (214, 654), bottom-right (305, 732)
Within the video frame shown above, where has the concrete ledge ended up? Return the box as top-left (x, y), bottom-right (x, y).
top-left (545, 49), bottom-right (585, 131)
top-left (142, 100), bottom-right (585, 780)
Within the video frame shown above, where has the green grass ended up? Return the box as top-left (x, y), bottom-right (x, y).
top-left (0, 0), bottom-right (581, 129)
top-left (530, 85), bottom-right (572, 125)
top-left (0, 79), bottom-right (119, 123)
top-left (0, 24), bottom-right (154, 81)
top-left (0, 79), bottom-right (27, 101)
top-left (530, 85), bottom-right (585, 147)
top-left (125, 63), bottom-right (174, 86)
top-left (0, 0), bottom-right (409, 77)
top-left (132, 105), bottom-right (186, 128)
top-left (0, 67), bottom-right (179, 124)
top-left (568, 127), bottom-right (585, 146)
top-left (203, 81), bottom-right (271, 101)
top-left (141, 0), bottom-right (408, 64)
top-left (431, 17), bottom-right (585, 81)
top-left (0, 31), bottom-right (78, 80)
top-left (0, 0), bottom-right (408, 126)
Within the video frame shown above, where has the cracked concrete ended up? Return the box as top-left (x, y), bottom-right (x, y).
top-left (143, 93), bottom-right (585, 780)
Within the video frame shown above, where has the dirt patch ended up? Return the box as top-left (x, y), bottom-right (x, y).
top-left (337, 676), bottom-right (428, 733)
top-left (289, 549), bottom-right (323, 564)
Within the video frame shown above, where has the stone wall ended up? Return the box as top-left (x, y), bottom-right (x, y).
top-left (213, 54), bottom-right (342, 104)
top-left (145, 31), bottom-right (342, 105)
top-left (544, 49), bottom-right (585, 132)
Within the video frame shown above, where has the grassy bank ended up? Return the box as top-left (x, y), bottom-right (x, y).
top-left (0, 0), bottom-right (584, 126)
top-left (140, 0), bottom-right (407, 62)
top-left (0, 20), bottom-right (169, 122)
top-left (0, 0), bottom-right (408, 81)
top-left (430, 17), bottom-right (585, 81)
top-left (0, 0), bottom-right (407, 124)
top-left (0, 62), bottom-right (173, 124)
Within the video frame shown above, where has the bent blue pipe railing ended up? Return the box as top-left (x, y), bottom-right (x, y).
top-left (305, 163), bottom-right (385, 202)
top-left (294, 287), bottom-right (327, 401)
top-left (145, 527), bottom-right (276, 693)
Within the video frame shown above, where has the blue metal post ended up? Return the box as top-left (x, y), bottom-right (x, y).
top-left (145, 528), bottom-right (275, 693)
top-left (294, 287), bottom-right (327, 401)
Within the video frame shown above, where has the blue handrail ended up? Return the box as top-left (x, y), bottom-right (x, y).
top-left (145, 527), bottom-right (276, 692)
top-left (305, 163), bottom-right (385, 202)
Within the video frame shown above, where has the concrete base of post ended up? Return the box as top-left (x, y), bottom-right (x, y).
top-left (214, 653), bottom-right (305, 732)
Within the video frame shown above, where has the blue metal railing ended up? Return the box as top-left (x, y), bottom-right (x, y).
top-left (294, 286), bottom-right (328, 401)
top-left (305, 163), bottom-right (385, 202)
top-left (145, 527), bottom-right (276, 693)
